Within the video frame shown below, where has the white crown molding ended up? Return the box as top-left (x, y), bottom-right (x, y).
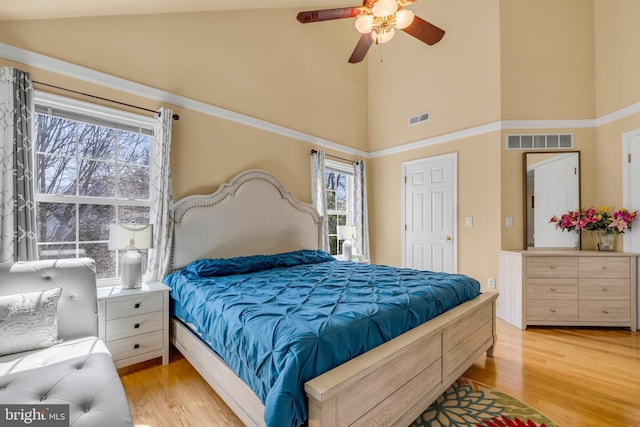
top-left (368, 122), bottom-right (502, 158)
top-left (2, 42), bottom-right (639, 160)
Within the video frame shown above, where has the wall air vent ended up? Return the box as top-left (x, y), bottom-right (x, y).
top-left (408, 112), bottom-right (430, 127)
top-left (506, 133), bottom-right (573, 150)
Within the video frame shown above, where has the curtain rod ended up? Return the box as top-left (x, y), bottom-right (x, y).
top-left (33, 81), bottom-right (180, 120)
top-left (310, 149), bottom-right (356, 164)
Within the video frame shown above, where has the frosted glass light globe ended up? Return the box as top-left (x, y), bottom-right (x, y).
top-left (355, 15), bottom-right (374, 33)
top-left (372, 0), bottom-right (398, 18)
top-left (394, 9), bottom-right (415, 29)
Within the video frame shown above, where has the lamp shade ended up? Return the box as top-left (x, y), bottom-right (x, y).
top-left (337, 225), bottom-right (356, 241)
top-left (109, 224), bottom-right (153, 250)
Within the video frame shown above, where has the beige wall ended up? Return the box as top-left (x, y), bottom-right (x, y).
top-left (367, 0), bottom-right (501, 152)
top-left (369, 131), bottom-right (502, 287)
top-left (0, 9), bottom-right (368, 202)
top-left (594, 0), bottom-right (640, 117)
top-left (499, 0), bottom-right (595, 120)
top-left (2, 1), bottom-right (639, 291)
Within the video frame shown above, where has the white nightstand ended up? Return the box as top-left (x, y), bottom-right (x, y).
top-left (97, 282), bottom-right (170, 368)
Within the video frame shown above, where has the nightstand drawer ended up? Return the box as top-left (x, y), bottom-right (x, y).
top-left (579, 279), bottom-right (630, 300)
top-left (106, 311), bottom-right (163, 341)
top-left (105, 292), bottom-right (164, 320)
top-left (526, 257), bottom-right (577, 278)
top-left (107, 330), bottom-right (164, 361)
top-left (578, 257), bottom-right (630, 279)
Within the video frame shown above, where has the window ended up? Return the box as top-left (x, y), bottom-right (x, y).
top-left (324, 160), bottom-right (354, 256)
top-left (34, 92), bottom-right (155, 280)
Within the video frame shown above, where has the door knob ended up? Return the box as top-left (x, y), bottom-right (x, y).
top-left (441, 235), bottom-right (452, 241)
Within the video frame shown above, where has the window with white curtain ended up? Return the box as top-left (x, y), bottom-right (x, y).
top-left (33, 92), bottom-right (155, 280)
top-left (324, 159), bottom-right (355, 256)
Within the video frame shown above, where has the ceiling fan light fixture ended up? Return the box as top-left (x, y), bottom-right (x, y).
top-left (355, 15), bottom-right (374, 33)
top-left (393, 9), bottom-right (415, 29)
top-left (372, 0), bottom-right (398, 18)
top-left (372, 27), bottom-right (395, 44)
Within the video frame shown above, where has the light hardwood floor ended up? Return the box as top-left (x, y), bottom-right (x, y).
top-left (118, 319), bottom-right (640, 427)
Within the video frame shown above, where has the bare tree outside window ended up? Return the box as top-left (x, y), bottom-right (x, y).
top-left (325, 169), bottom-right (350, 255)
top-left (34, 106), bottom-right (152, 280)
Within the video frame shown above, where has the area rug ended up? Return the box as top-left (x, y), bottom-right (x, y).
top-left (410, 377), bottom-right (559, 427)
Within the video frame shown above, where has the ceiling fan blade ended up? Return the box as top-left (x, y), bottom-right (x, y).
top-left (297, 7), bottom-right (361, 23)
top-left (401, 15), bottom-right (445, 45)
top-left (348, 33), bottom-right (374, 64)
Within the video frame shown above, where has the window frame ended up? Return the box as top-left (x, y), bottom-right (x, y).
top-left (324, 159), bottom-right (355, 256)
top-left (33, 91), bottom-right (155, 284)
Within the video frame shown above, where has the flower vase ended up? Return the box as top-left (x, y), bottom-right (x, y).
top-left (596, 231), bottom-right (615, 251)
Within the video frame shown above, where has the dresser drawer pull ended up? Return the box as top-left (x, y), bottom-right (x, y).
top-left (134, 303), bottom-right (141, 309)
top-left (550, 287), bottom-right (556, 292)
top-left (550, 308), bottom-right (556, 313)
top-left (134, 323), bottom-right (140, 329)
top-left (550, 265), bottom-right (556, 270)
top-left (602, 310), bottom-right (609, 314)
top-left (134, 344), bottom-right (140, 349)
top-left (602, 287), bottom-right (608, 292)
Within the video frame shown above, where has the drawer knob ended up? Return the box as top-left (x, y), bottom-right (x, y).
top-left (550, 265), bottom-right (556, 270)
top-left (134, 303), bottom-right (141, 309)
top-left (134, 323), bottom-right (140, 329)
top-left (134, 344), bottom-right (140, 349)
top-left (602, 310), bottom-right (609, 314)
top-left (550, 308), bottom-right (556, 313)
top-left (602, 287), bottom-right (608, 292)
top-left (550, 287), bottom-right (556, 292)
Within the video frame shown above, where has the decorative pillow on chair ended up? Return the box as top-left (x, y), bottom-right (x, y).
top-left (0, 287), bottom-right (62, 356)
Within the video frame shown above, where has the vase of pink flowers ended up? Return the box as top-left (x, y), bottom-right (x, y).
top-left (549, 206), bottom-right (638, 251)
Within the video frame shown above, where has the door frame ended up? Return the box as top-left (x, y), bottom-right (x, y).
top-left (622, 128), bottom-right (640, 252)
top-left (401, 152), bottom-right (458, 272)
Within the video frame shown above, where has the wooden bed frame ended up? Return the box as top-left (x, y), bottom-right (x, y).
top-left (169, 169), bottom-right (498, 427)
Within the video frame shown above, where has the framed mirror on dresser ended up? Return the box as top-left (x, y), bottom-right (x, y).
top-left (523, 151), bottom-right (581, 249)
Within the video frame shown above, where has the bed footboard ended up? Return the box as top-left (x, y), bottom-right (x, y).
top-left (305, 291), bottom-right (498, 427)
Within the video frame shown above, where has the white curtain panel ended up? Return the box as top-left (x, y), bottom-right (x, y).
top-left (310, 150), bottom-right (329, 252)
top-left (145, 106), bottom-right (174, 281)
top-left (0, 66), bottom-right (37, 263)
top-left (354, 160), bottom-right (370, 260)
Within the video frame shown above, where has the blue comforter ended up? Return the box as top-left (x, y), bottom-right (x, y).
top-left (165, 250), bottom-right (480, 427)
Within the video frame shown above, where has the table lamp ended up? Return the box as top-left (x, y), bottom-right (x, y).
top-left (337, 225), bottom-right (356, 261)
top-left (109, 223), bottom-right (153, 289)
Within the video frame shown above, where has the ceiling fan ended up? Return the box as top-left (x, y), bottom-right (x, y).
top-left (296, 0), bottom-right (445, 63)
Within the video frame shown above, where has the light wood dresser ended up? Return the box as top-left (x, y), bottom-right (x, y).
top-left (498, 250), bottom-right (637, 331)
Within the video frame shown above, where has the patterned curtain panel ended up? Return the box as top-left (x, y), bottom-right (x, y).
top-left (354, 160), bottom-right (370, 260)
top-left (145, 106), bottom-right (174, 281)
top-left (0, 66), bottom-right (37, 263)
top-left (310, 150), bottom-right (329, 252)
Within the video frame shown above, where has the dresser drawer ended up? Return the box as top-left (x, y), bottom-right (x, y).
top-left (526, 257), bottom-right (577, 278)
top-left (107, 330), bottom-right (164, 361)
top-left (106, 310), bottom-right (164, 341)
top-left (579, 279), bottom-right (630, 300)
top-left (579, 300), bottom-right (630, 322)
top-left (578, 257), bottom-right (630, 279)
top-left (527, 300), bottom-right (578, 321)
top-left (105, 292), bottom-right (164, 320)
top-left (527, 278), bottom-right (577, 300)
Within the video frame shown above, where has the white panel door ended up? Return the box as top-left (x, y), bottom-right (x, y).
top-left (403, 154), bottom-right (456, 273)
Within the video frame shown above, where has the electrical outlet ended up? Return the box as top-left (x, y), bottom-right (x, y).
top-left (487, 278), bottom-right (496, 289)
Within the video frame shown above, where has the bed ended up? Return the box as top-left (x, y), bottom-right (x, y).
top-left (167, 169), bottom-right (498, 427)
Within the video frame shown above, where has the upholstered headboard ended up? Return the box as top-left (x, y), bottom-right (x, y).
top-left (171, 169), bottom-right (322, 270)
